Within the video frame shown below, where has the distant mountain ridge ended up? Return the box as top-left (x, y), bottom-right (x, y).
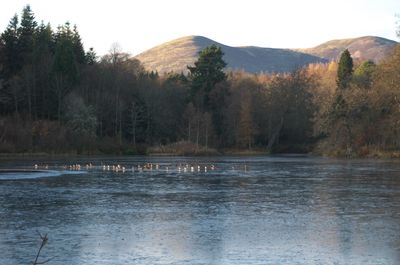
top-left (134, 35), bottom-right (397, 74)
top-left (135, 36), bottom-right (327, 74)
top-left (297, 36), bottom-right (397, 62)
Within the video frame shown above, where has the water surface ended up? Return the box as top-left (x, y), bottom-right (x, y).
top-left (0, 155), bottom-right (399, 264)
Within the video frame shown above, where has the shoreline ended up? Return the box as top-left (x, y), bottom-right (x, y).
top-left (1, 150), bottom-right (400, 159)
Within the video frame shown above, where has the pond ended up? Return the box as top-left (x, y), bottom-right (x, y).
top-left (0, 155), bottom-right (399, 264)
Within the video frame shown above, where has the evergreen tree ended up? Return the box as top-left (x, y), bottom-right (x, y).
top-left (51, 23), bottom-right (80, 119)
top-left (18, 5), bottom-right (37, 64)
top-left (34, 22), bottom-right (54, 118)
top-left (53, 23), bottom-right (78, 84)
top-left (72, 24), bottom-right (86, 65)
top-left (34, 22), bottom-right (54, 59)
top-left (85, 47), bottom-right (97, 65)
top-left (337, 49), bottom-right (353, 89)
top-left (1, 14), bottom-right (20, 78)
top-left (187, 45), bottom-right (227, 143)
top-left (188, 44), bottom-right (227, 110)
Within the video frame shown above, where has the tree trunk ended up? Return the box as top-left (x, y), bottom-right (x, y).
top-left (114, 89), bottom-right (119, 137)
top-left (196, 118), bottom-right (200, 150)
top-left (345, 118), bottom-right (353, 156)
top-left (132, 111), bottom-right (137, 146)
top-left (188, 121), bottom-right (191, 142)
top-left (205, 121), bottom-right (208, 150)
top-left (267, 117), bottom-right (284, 151)
top-left (12, 90), bottom-right (19, 115)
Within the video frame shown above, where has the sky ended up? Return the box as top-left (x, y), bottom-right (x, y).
top-left (0, 0), bottom-right (399, 56)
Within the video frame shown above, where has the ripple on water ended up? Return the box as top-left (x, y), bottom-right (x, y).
top-left (0, 169), bottom-right (84, 180)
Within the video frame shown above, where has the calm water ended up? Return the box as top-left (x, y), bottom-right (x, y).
top-left (0, 155), bottom-right (400, 265)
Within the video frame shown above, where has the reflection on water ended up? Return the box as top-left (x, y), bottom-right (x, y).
top-left (0, 156), bottom-right (400, 264)
top-left (0, 169), bottom-right (84, 180)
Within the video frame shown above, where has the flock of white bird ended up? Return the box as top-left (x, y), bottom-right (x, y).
top-left (31, 162), bottom-right (246, 173)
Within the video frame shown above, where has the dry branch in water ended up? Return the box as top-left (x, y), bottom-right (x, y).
top-left (32, 231), bottom-right (53, 265)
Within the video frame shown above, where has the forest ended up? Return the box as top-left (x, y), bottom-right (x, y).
top-left (0, 5), bottom-right (400, 157)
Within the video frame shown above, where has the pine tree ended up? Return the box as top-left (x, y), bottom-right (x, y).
top-left (85, 47), bottom-right (97, 65)
top-left (188, 44), bottom-right (227, 110)
top-left (53, 23), bottom-right (78, 83)
top-left (51, 23), bottom-right (79, 119)
top-left (337, 49), bottom-right (353, 89)
top-left (187, 45), bottom-right (227, 142)
top-left (34, 22), bottom-right (54, 118)
top-left (19, 5), bottom-right (37, 64)
top-left (1, 14), bottom-right (20, 78)
top-left (72, 24), bottom-right (86, 64)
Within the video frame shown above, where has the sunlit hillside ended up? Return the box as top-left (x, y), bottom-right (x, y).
top-left (297, 36), bottom-right (397, 62)
top-left (134, 36), bottom-right (326, 74)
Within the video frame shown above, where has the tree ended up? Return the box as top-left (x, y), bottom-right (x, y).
top-left (1, 14), bottom-right (20, 79)
top-left (9, 75), bottom-right (23, 114)
top-left (51, 23), bottom-right (80, 119)
top-left (266, 70), bottom-right (315, 151)
top-left (353, 60), bottom-right (376, 88)
top-left (72, 24), bottom-right (86, 65)
top-left (18, 5), bottom-right (37, 64)
top-left (18, 5), bottom-right (38, 117)
top-left (126, 100), bottom-right (145, 146)
top-left (238, 91), bottom-right (255, 149)
top-left (336, 49), bottom-right (353, 89)
top-left (370, 45), bottom-right (400, 149)
top-left (85, 47), bottom-right (97, 65)
top-left (183, 102), bottom-right (196, 142)
top-left (188, 45), bottom-right (228, 143)
top-left (188, 44), bottom-right (227, 110)
top-left (33, 22), bottom-right (54, 118)
top-left (64, 93), bottom-right (97, 152)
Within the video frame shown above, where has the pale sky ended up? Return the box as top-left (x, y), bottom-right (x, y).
top-left (1, 0), bottom-right (399, 56)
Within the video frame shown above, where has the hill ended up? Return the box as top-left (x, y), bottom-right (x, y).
top-left (298, 36), bottom-right (397, 62)
top-left (134, 36), bottom-right (327, 74)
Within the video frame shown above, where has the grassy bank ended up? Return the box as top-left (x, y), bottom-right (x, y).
top-left (313, 140), bottom-right (400, 159)
top-left (3, 139), bottom-right (400, 159)
top-left (147, 141), bottom-right (219, 156)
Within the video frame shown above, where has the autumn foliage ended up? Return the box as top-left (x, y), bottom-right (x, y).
top-left (0, 6), bottom-right (399, 157)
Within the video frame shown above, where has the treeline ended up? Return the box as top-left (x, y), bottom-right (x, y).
top-left (0, 6), bottom-right (399, 156)
top-left (313, 46), bottom-right (400, 157)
